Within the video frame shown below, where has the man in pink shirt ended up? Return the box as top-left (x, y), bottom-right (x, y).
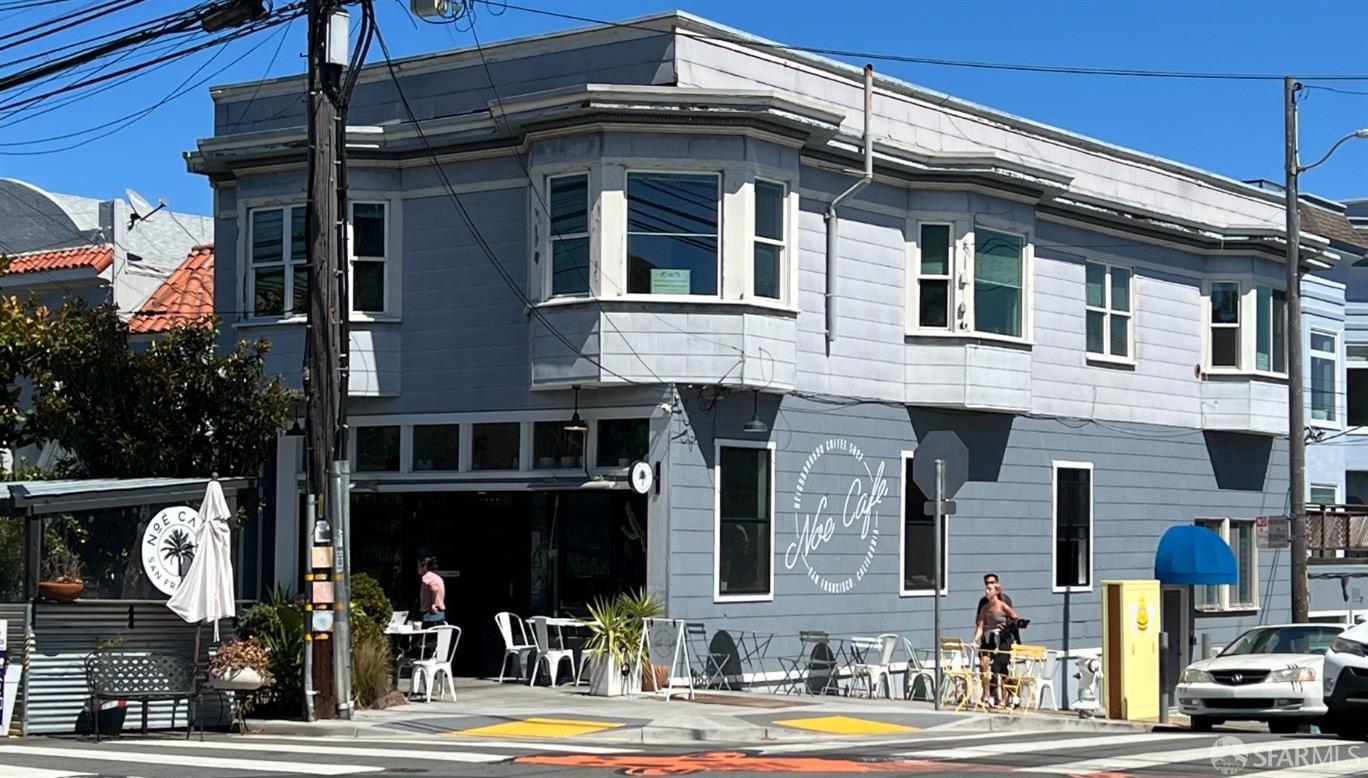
top-left (418, 556), bottom-right (446, 628)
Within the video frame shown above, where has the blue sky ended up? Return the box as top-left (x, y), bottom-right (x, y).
top-left (6, 1), bottom-right (1368, 215)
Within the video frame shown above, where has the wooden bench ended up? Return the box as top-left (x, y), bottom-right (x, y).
top-left (84, 649), bottom-right (202, 741)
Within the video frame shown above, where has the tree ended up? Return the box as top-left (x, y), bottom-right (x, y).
top-left (22, 301), bottom-right (295, 478)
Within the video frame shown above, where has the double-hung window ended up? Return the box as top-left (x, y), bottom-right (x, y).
top-left (351, 202), bottom-right (388, 314)
top-left (627, 172), bottom-right (720, 296)
top-left (974, 229), bottom-right (1025, 337)
top-left (1052, 462), bottom-right (1092, 592)
top-left (1085, 262), bottom-right (1132, 359)
top-left (1195, 518), bottom-right (1258, 611)
top-left (1311, 330), bottom-right (1338, 423)
top-left (1349, 344), bottom-right (1368, 426)
top-left (753, 179), bottom-right (785, 300)
top-left (1208, 281), bottom-right (1242, 369)
top-left (917, 224), bottom-right (953, 329)
top-left (1255, 285), bottom-right (1287, 373)
top-left (715, 442), bottom-right (773, 600)
top-left (249, 205), bottom-right (307, 318)
top-left (548, 174), bottom-right (590, 297)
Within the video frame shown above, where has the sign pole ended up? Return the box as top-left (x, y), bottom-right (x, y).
top-left (933, 458), bottom-right (944, 711)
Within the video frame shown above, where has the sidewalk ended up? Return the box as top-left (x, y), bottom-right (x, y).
top-left (251, 679), bottom-right (1156, 745)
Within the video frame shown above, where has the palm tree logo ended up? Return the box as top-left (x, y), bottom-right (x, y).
top-left (161, 529), bottom-right (195, 578)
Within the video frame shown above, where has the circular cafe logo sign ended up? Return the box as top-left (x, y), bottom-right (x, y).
top-left (785, 438), bottom-right (889, 594)
top-left (142, 506), bottom-right (198, 596)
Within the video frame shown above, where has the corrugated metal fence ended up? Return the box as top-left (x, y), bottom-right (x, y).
top-left (27, 601), bottom-right (233, 734)
top-left (1, 602), bottom-right (30, 735)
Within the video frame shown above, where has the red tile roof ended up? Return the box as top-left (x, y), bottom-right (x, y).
top-left (129, 244), bottom-right (214, 334)
top-left (4, 244), bottom-right (113, 274)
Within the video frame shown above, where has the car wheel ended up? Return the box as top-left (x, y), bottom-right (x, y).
top-left (1268, 719), bottom-right (1300, 735)
top-left (1190, 716), bottom-right (1215, 732)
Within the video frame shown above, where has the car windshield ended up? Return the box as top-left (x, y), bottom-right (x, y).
top-left (1220, 626), bottom-right (1342, 657)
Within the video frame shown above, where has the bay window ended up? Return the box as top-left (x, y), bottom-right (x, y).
top-left (1208, 281), bottom-right (1241, 369)
top-left (1085, 261), bottom-right (1132, 359)
top-left (753, 179), bottom-right (785, 300)
top-left (1255, 285), bottom-right (1287, 373)
top-left (1311, 330), bottom-right (1338, 423)
top-left (248, 205), bottom-right (307, 318)
top-left (548, 174), bottom-right (590, 297)
top-left (351, 202), bottom-right (388, 314)
top-left (626, 172), bottom-right (719, 296)
top-left (916, 224), bottom-right (953, 330)
top-left (1349, 344), bottom-right (1368, 426)
top-left (974, 229), bottom-right (1025, 338)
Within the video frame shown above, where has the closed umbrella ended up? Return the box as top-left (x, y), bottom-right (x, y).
top-left (167, 478), bottom-right (236, 641)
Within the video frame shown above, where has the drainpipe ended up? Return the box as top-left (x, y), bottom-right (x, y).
top-left (825, 63), bottom-right (875, 345)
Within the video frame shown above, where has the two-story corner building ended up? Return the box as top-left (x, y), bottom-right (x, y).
top-left (190, 12), bottom-right (1351, 680)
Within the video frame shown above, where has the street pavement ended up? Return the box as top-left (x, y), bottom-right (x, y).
top-left (5, 727), bottom-right (1368, 777)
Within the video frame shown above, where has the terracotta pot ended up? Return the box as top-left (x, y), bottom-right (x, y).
top-left (211, 667), bottom-right (265, 691)
top-left (38, 580), bottom-right (83, 602)
top-left (642, 663), bottom-right (669, 692)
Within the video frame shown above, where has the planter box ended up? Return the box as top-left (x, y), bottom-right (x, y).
top-left (211, 668), bottom-right (265, 692)
top-left (37, 581), bottom-right (83, 602)
top-left (587, 654), bottom-right (642, 697)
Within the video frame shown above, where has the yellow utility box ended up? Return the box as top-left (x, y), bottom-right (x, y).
top-left (1102, 579), bottom-right (1160, 720)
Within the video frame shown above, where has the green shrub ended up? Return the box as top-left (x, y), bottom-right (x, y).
top-left (349, 573), bottom-right (393, 634)
top-left (235, 586), bottom-right (305, 716)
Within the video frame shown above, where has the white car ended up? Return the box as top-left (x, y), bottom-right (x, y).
top-left (1323, 620), bottom-right (1368, 740)
top-left (1177, 624), bottom-right (1341, 733)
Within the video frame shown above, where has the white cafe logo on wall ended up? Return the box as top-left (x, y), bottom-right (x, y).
top-left (142, 506), bottom-right (198, 597)
top-left (785, 438), bottom-right (888, 594)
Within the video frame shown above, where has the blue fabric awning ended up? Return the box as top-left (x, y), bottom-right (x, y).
top-left (1154, 525), bottom-right (1238, 585)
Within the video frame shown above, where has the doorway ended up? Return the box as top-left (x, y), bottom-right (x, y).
top-left (1160, 585), bottom-right (1190, 704)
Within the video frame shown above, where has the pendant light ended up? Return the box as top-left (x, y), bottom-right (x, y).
top-left (564, 385), bottom-right (589, 433)
top-left (743, 389), bottom-right (768, 434)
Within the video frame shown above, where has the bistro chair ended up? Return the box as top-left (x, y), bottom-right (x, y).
top-left (685, 622), bottom-right (731, 690)
top-left (493, 612), bottom-right (536, 683)
top-left (528, 616), bottom-right (576, 687)
top-left (901, 638), bottom-right (937, 702)
top-left (1001, 643), bottom-right (1047, 712)
top-left (1035, 649), bottom-right (1060, 710)
top-left (778, 631), bottom-right (839, 695)
top-left (938, 637), bottom-right (979, 710)
top-left (411, 625), bottom-right (460, 703)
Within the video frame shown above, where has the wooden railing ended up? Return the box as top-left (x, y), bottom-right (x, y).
top-left (1308, 504), bottom-right (1368, 562)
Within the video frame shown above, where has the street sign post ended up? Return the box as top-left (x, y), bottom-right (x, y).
top-left (914, 431), bottom-right (968, 711)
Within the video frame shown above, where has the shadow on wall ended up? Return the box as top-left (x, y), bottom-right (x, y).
top-left (1203, 432), bottom-right (1271, 491)
top-left (907, 408), bottom-right (1014, 483)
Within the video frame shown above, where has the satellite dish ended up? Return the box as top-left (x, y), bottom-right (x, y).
top-left (125, 187), bottom-right (166, 230)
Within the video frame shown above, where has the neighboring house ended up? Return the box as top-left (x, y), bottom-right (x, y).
top-left (0, 178), bottom-right (211, 315)
top-left (190, 12), bottom-right (1359, 680)
top-left (128, 244), bottom-right (216, 337)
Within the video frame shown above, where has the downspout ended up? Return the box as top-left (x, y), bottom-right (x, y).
top-left (825, 63), bottom-right (875, 345)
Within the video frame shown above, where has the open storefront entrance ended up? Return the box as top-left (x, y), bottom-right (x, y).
top-left (351, 488), bottom-right (647, 677)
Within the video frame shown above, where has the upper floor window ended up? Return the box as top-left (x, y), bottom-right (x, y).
top-left (1311, 330), bottom-right (1338, 424)
top-left (1208, 281), bottom-right (1242, 369)
top-left (549, 174), bottom-right (590, 297)
top-left (627, 172), bottom-right (719, 296)
top-left (973, 229), bottom-right (1025, 338)
top-left (916, 224), bottom-right (952, 330)
top-left (753, 179), bottom-right (785, 300)
top-left (1255, 285), bottom-right (1287, 374)
top-left (1085, 261), bottom-right (1131, 359)
top-left (1206, 281), bottom-right (1286, 374)
top-left (351, 202), bottom-right (388, 314)
top-left (1349, 344), bottom-right (1368, 426)
top-left (249, 205), bottom-right (306, 318)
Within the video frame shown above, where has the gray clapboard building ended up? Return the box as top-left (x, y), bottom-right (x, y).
top-left (189, 12), bottom-right (1351, 681)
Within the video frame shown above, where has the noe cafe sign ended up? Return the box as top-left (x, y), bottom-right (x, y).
top-left (784, 438), bottom-right (889, 594)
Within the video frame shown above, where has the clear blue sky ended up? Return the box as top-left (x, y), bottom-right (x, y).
top-left (6, 1), bottom-right (1368, 215)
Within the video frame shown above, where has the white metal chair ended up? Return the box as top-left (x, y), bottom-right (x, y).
top-left (1036, 649), bottom-right (1060, 710)
top-left (411, 625), bottom-right (460, 702)
top-left (528, 616), bottom-right (575, 687)
top-left (494, 612), bottom-right (536, 683)
top-left (574, 647), bottom-right (600, 687)
top-left (850, 634), bottom-right (900, 699)
top-left (901, 638), bottom-right (937, 701)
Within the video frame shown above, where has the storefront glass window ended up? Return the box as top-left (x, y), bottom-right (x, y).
top-left (596, 418), bottom-right (649, 468)
top-left (903, 458), bottom-right (945, 592)
top-left (412, 424), bottom-right (459, 471)
top-left (472, 422), bottom-right (521, 471)
top-left (717, 445), bottom-right (771, 596)
top-left (533, 421), bottom-right (584, 469)
top-left (355, 426), bottom-right (400, 472)
top-left (1053, 465), bottom-right (1092, 589)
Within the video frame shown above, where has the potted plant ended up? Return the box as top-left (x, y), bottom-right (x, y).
top-left (583, 588), bottom-right (662, 697)
top-left (209, 636), bottom-right (274, 692)
top-left (38, 549), bottom-right (84, 602)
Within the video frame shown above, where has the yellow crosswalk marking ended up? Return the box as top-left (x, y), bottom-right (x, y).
top-left (771, 715), bottom-right (918, 735)
top-left (459, 717), bottom-right (624, 738)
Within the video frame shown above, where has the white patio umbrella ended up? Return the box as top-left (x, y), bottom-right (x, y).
top-left (167, 478), bottom-right (236, 642)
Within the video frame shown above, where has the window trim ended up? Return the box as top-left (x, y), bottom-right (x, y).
top-left (1205, 279), bottom-right (1243, 373)
top-left (969, 225), bottom-right (1032, 342)
top-left (713, 437), bottom-right (777, 604)
top-left (624, 168), bottom-right (723, 300)
top-left (898, 450), bottom-right (949, 597)
top-left (348, 199), bottom-right (392, 317)
top-left (1193, 517), bottom-right (1261, 614)
top-left (1084, 260), bottom-right (1134, 365)
top-left (1051, 460), bottom-right (1094, 594)
top-left (750, 177), bottom-right (787, 302)
top-left (1310, 328), bottom-right (1340, 428)
top-left (544, 171), bottom-right (593, 299)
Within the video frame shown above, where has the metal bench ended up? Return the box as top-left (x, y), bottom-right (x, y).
top-left (84, 649), bottom-right (203, 741)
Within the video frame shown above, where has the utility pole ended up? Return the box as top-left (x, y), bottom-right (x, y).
top-left (1285, 76), bottom-right (1309, 624)
top-left (304, 0), bottom-right (352, 719)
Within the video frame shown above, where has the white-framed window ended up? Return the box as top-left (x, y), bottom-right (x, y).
top-left (714, 439), bottom-right (775, 602)
top-left (626, 171), bottom-right (720, 296)
top-left (973, 228), bottom-right (1026, 338)
top-left (354, 425), bottom-right (400, 472)
top-left (752, 179), bottom-right (785, 300)
top-left (1085, 261), bottom-right (1132, 359)
top-left (247, 205), bottom-right (307, 318)
top-left (547, 173), bottom-right (591, 297)
top-left (1208, 280), bottom-right (1242, 369)
top-left (900, 452), bottom-right (947, 596)
top-left (1052, 461), bottom-right (1093, 593)
top-left (914, 223), bottom-right (954, 330)
top-left (1350, 344), bottom-right (1368, 428)
top-left (1310, 483), bottom-right (1339, 506)
top-left (1194, 517), bottom-right (1260, 612)
top-left (412, 424), bottom-right (459, 471)
top-left (1255, 284), bottom-right (1287, 374)
top-left (350, 201), bottom-right (389, 314)
top-left (1311, 329), bottom-right (1339, 424)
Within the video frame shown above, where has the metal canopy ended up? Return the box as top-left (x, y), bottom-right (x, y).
top-left (4, 476), bottom-right (251, 515)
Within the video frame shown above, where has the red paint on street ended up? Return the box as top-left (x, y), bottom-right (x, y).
top-left (513, 750), bottom-right (1011, 775)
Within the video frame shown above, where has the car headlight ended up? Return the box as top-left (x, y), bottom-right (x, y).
top-left (1332, 637), bottom-right (1368, 657)
top-left (1267, 666), bottom-right (1317, 683)
top-left (1181, 667), bottom-right (1213, 683)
